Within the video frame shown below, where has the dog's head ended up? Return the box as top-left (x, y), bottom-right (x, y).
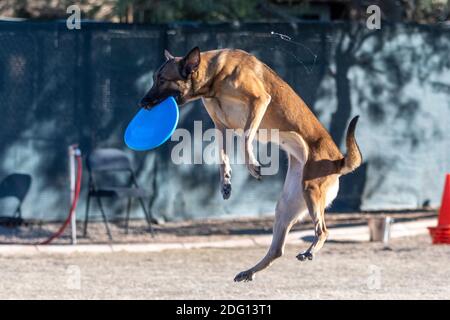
top-left (139, 47), bottom-right (201, 109)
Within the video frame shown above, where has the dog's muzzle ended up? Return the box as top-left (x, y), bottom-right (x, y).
top-left (139, 97), bottom-right (160, 109)
top-left (140, 92), bottom-right (182, 109)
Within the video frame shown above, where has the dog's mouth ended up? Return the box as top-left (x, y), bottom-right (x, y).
top-left (139, 98), bottom-right (161, 110)
top-left (140, 93), bottom-right (182, 109)
top-left (174, 94), bottom-right (184, 105)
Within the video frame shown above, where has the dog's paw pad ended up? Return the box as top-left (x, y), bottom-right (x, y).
top-left (234, 270), bottom-right (254, 282)
top-left (221, 183), bottom-right (232, 200)
top-left (296, 252), bottom-right (314, 261)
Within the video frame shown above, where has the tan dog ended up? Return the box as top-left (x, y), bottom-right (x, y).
top-left (140, 47), bottom-right (362, 282)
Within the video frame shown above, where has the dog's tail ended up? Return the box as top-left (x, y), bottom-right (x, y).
top-left (338, 116), bottom-right (362, 175)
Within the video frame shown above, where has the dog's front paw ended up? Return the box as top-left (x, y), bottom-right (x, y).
top-left (296, 251), bottom-right (314, 261)
top-left (234, 270), bottom-right (255, 282)
top-left (221, 182), bottom-right (232, 200)
top-left (247, 163), bottom-right (262, 180)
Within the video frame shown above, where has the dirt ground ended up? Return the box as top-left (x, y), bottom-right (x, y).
top-left (0, 211), bottom-right (436, 244)
top-left (0, 234), bottom-right (449, 299)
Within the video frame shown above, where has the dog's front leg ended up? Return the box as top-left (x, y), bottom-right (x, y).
top-left (202, 97), bottom-right (232, 199)
top-left (217, 125), bottom-right (232, 199)
top-left (243, 94), bottom-right (271, 180)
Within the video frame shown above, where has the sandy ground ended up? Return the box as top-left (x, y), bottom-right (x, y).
top-left (0, 211), bottom-right (436, 244)
top-left (0, 234), bottom-right (449, 299)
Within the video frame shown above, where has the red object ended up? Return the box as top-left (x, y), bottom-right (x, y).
top-left (39, 154), bottom-right (83, 245)
top-left (429, 174), bottom-right (450, 244)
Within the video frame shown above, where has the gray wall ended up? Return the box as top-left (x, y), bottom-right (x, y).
top-left (0, 22), bottom-right (449, 221)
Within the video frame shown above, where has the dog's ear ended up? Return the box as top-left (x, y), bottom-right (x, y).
top-left (164, 49), bottom-right (174, 61)
top-left (180, 47), bottom-right (200, 78)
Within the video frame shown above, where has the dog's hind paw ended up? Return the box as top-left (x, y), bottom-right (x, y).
top-left (221, 182), bottom-right (232, 200)
top-left (234, 270), bottom-right (255, 282)
top-left (296, 251), bottom-right (314, 261)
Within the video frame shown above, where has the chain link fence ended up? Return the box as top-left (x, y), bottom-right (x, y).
top-left (0, 21), bottom-right (449, 221)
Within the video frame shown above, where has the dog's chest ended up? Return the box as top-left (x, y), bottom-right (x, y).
top-left (217, 98), bottom-right (248, 129)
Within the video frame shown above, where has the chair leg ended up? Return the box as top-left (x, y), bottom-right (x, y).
top-left (15, 206), bottom-right (22, 219)
top-left (83, 194), bottom-right (91, 238)
top-left (96, 197), bottom-right (113, 241)
top-left (125, 198), bottom-right (132, 235)
top-left (138, 197), bottom-right (155, 237)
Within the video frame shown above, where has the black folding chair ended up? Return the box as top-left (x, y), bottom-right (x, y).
top-left (83, 148), bottom-right (155, 240)
top-left (0, 173), bottom-right (32, 225)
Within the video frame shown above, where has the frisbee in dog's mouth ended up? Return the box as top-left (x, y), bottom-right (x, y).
top-left (124, 96), bottom-right (179, 151)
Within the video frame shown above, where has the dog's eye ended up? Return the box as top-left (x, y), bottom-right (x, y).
top-left (159, 78), bottom-right (166, 84)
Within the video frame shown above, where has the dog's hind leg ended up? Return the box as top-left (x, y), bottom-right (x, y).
top-left (297, 177), bottom-right (338, 261)
top-left (234, 155), bottom-right (307, 282)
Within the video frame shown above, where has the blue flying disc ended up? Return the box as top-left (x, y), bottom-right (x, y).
top-left (124, 97), bottom-right (179, 151)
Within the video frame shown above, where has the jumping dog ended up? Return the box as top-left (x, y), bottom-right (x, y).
top-left (140, 47), bottom-right (362, 282)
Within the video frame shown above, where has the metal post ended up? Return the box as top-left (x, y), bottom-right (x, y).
top-left (68, 145), bottom-right (80, 245)
top-left (382, 217), bottom-right (393, 247)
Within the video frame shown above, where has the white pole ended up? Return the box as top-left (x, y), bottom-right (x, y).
top-left (382, 217), bottom-right (393, 247)
top-left (69, 145), bottom-right (78, 245)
